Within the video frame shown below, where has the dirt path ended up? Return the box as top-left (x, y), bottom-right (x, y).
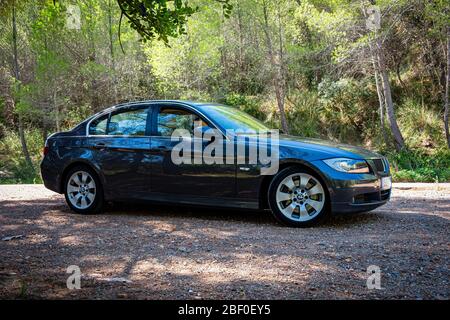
top-left (0, 184), bottom-right (449, 299)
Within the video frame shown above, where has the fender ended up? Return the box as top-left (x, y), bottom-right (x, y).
top-left (59, 158), bottom-right (107, 195)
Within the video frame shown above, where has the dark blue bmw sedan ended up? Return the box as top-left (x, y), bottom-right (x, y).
top-left (40, 100), bottom-right (391, 227)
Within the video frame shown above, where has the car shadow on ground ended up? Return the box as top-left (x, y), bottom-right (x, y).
top-left (0, 195), bottom-right (382, 228)
top-left (106, 200), bottom-right (383, 228)
top-left (2, 193), bottom-right (447, 234)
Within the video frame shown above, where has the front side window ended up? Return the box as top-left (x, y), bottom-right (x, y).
top-left (157, 108), bottom-right (207, 137)
top-left (89, 114), bottom-right (108, 135)
top-left (108, 108), bottom-right (148, 136)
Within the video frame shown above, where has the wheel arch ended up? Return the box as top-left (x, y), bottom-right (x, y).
top-left (258, 159), bottom-right (332, 210)
top-left (60, 160), bottom-right (105, 193)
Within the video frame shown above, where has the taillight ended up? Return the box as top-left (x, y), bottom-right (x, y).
top-left (43, 146), bottom-right (49, 156)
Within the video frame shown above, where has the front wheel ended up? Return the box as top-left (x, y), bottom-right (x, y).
top-left (64, 165), bottom-right (104, 214)
top-left (268, 167), bottom-right (329, 227)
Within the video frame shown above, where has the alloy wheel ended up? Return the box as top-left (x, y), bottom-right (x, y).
top-left (275, 173), bottom-right (325, 222)
top-left (66, 171), bottom-right (96, 209)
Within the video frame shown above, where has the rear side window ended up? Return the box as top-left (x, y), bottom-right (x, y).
top-left (89, 114), bottom-right (108, 135)
top-left (108, 108), bottom-right (148, 136)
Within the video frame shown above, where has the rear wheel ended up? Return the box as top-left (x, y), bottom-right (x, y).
top-left (268, 167), bottom-right (329, 227)
top-left (64, 165), bottom-right (104, 214)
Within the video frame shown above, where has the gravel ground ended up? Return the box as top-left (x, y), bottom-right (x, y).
top-left (0, 183), bottom-right (449, 300)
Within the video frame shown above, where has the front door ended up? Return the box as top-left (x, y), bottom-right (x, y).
top-left (149, 105), bottom-right (236, 204)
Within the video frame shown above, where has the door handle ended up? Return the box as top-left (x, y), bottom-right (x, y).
top-left (150, 145), bottom-right (169, 152)
top-left (93, 143), bottom-right (107, 150)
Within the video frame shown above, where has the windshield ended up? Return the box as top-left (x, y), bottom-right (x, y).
top-left (199, 104), bottom-right (270, 132)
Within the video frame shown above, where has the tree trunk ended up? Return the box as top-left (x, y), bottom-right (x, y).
top-left (374, 67), bottom-right (389, 144)
top-left (376, 39), bottom-right (405, 151)
top-left (362, 4), bottom-right (394, 149)
top-left (108, 0), bottom-right (119, 104)
top-left (444, 26), bottom-right (450, 148)
top-left (237, 1), bottom-right (243, 70)
top-left (236, 1), bottom-right (244, 91)
top-left (17, 116), bottom-right (33, 167)
top-left (262, 0), bottom-right (289, 134)
top-left (54, 90), bottom-right (60, 132)
top-left (370, 43), bottom-right (389, 145)
top-left (12, 2), bottom-right (34, 172)
top-left (42, 120), bottom-right (48, 144)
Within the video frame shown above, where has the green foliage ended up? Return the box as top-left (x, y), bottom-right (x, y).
top-left (0, 129), bottom-right (43, 184)
top-left (392, 168), bottom-right (450, 183)
top-left (0, 0), bottom-right (449, 183)
top-left (145, 3), bottom-right (224, 98)
top-left (284, 91), bottom-right (322, 138)
top-left (64, 104), bottom-right (94, 129)
top-left (397, 98), bottom-right (445, 149)
top-left (223, 93), bottom-right (265, 120)
top-left (118, 0), bottom-right (198, 44)
top-left (118, 0), bottom-right (232, 45)
top-left (386, 148), bottom-right (450, 182)
top-left (317, 78), bottom-right (377, 143)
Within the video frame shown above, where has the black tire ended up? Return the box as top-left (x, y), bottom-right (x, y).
top-left (63, 165), bottom-right (104, 214)
top-left (268, 166), bottom-right (330, 227)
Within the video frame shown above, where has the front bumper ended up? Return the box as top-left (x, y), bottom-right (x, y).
top-left (330, 186), bottom-right (391, 213)
top-left (311, 159), bottom-right (391, 214)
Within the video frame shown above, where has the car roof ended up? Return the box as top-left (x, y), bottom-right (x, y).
top-left (115, 99), bottom-right (219, 107)
top-left (83, 100), bottom-right (227, 125)
top-left (98, 100), bottom-right (224, 113)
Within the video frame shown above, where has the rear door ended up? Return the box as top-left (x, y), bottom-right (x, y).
top-left (88, 105), bottom-right (152, 199)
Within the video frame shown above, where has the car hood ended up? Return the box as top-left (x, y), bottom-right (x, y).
top-left (278, 135), bottom-right (382, 160)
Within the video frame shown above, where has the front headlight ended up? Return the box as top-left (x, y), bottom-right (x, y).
top-left (323, 158), bottom-right (370, 173)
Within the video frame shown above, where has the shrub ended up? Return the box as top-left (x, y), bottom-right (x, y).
top-left (397, 98), bottom-right (444, 149)
top-left (0, 129), bottom-right (43, 184)
top-left (317, 78), bottom-right (377, 144)
top-left (64, 104), bottom-right (93, 130)
top-left (284, 90), bottom-right (322, 138)
top-left (386, 148), bottom-right (450, 182)
top-left (223, 93), bottom-right (265, 120)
